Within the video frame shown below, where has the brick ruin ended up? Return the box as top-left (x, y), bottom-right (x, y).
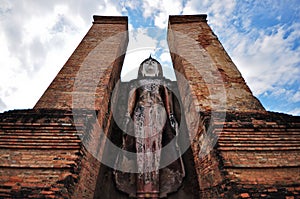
top-left (0, 15), bottom-right (299, 198)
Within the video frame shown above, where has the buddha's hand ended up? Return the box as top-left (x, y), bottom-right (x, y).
top-left (169, 114), bottom-right (177, 129)
top-left (122, 113), bottom-right (131, 132)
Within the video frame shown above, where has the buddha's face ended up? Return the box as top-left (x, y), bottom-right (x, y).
top-left (142, 59), bottom-right (159, 77)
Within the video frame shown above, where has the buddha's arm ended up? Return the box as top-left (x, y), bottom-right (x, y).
top-left (121, 85), bottom-right (137, 145)
top-left (164, 86), bottom-right (177, 129)
top-left (126, 86), bottom-right (137, 118)
top-left (164, 86), bottom-right (173, 116)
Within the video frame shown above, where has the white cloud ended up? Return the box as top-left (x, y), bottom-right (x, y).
top-left (291, 90), bottom-right (300, 103)
top-left (182, 0), bottom-right (206, 14)
top-left (122, 0), bottom-right (140, 10)
top-left (160, 52), bottom-right (171, 63)
top-left (0, 1), bottom-right (123, 112)
top-left (142, 0), bottom-right (160, 18)
top-left (206, 0), bottom-right (236, 28)
top-left (182, 0), bottom-right (236, 27)
top-left (154, 0), bottom-right (183, 29)
top-left (139, 0), bottom-right (184, 29)
top-left (121, 28), bottom-right (158, 81)
top-left (288, 107), bottom-right (300, 116)
top-left (98, 0), bottom-right (122, 16)
top-left (229, 23), bottom-right (300, 97)
top-left (154, 11), bottom-right (168, 29)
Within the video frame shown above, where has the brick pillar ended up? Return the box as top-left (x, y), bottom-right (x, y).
top-left (167, 15), bottom-right (265, 113)
top-left (167, 15), bottom-right (266, 196)
top-left (34, 16), bottom-right (128, 111)
top-left (34, 16), bottom-right (128, 199)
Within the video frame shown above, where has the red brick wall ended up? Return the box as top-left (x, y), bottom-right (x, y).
top-left (0, 109), bottom-right (82, 198)
top-left (0, 108), bottom-right (124, 198)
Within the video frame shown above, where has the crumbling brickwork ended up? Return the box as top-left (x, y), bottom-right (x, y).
top-left (195, 111), bottom-right (300, 198)
top-left (0, 109), bottom-right (99, 198)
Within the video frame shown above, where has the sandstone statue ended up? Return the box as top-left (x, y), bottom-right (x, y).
top-left (114, 56), bottom-right (185, 198)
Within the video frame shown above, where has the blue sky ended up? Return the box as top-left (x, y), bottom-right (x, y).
top-left (0, 0), bottom-right (299, 115)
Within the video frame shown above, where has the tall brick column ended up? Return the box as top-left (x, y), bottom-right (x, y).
top-left (33, 16), bottom-right (129, 198)
top-left (167, 15), bottom-right (264, 113)
top-left (34, 16), bottom-right (128, 111)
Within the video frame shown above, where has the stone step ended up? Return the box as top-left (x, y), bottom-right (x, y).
top-left (0, 124), bottom-right (78, 130)
top-left (0, 133), bottom-right (80, 136)
top-left (0, 138), bottom-right (81, 143)
top-left (0, 141), bottom-right (80, 145)
top-left (215, 128), bottom-right (300, 132)
top-left (218, 137), bottom-right (300, 142)
top-left (0, 162), bottom-right (76, 169)
top-left (0, 129), bottom-right (79, 134)
top-left (220, 134), bottom-right (300, 139)
top-left (218, 143), bottom-right (300, 149)
top-left (0, 145), bottom-right (81, 149)
top-left (218, 146), bottom-right (300, 151)
top-left (218, 133), bottom-right (300, 137)
top-left (0, 135), bottom-right (79, 139)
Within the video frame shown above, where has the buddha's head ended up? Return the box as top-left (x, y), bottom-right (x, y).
top-left (138, 55), bottom-right (163, 78)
